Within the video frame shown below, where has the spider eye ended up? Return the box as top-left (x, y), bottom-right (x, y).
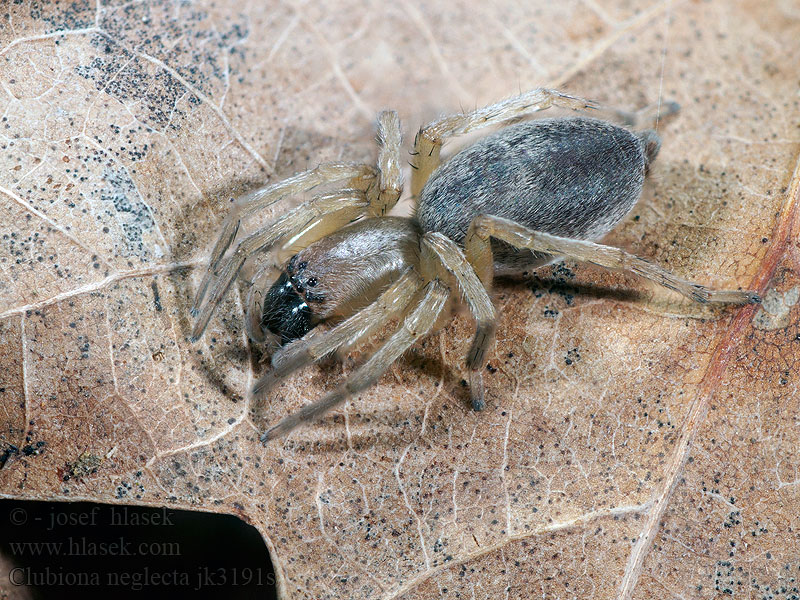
top-left (261, 272), bottom-right (313, 344)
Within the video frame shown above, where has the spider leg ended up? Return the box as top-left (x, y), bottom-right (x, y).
top-left (261, 279), bottom-right (449, 442)
top-left (252, 268), bottom-right (423, 395)
top-left (411, 88), bottom-right (598, 196)
top-left (276, 112), bottom-right (404, 255)
top-left (191, 189), bottom-right (370, 340)
top-left (421, 232), bottom-right (496, 411)
top-left (192, 162), bottom-right (377, 317)
top-left (371, 110), bottom-right (404, 217)
top-left (466, 214), bottom-right (761, 305)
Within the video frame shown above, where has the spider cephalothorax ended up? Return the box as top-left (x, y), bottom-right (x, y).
top-left (190, 89), bottom-right (759, 442)
top-left (260, 217), bottom-right (420, 344)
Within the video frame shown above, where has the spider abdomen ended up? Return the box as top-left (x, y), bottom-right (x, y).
top-left (415, 117), bottom-right (657, 274)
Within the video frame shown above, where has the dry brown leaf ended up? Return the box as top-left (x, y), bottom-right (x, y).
top-left (1, 0), bottom-right (799, 598)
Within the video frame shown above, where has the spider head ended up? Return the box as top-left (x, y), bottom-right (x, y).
top-left (261, 271), bottom-right (313, 344)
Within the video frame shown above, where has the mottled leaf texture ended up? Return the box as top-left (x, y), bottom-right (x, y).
top-left (1, 1), bottom-right (799, 599)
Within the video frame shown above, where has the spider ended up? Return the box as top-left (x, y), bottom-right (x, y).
top-left (189, 88), bottom-right (759, 443)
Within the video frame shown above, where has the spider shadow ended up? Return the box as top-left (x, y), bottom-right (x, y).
top-left (391, 272), bottom-right (644, 404)
top-left (506, 268), bottom-right (643, 304)
top-left (246, 329), bottom-right (461, 453)
top-left (286, 265), bottom-right (692, 451)
top-left (253, 273), bottom-right (644, 453)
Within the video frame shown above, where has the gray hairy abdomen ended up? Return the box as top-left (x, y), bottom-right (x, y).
top-left (415, 117), bottom-right (649, 274)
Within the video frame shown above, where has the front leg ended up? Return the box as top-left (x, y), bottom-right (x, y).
top-left (260, 279), bottom-right (449, 442)
top-left (252, 268), bottom-right (423, 395)
top-left (371, 110), bottom-right (404, 217)
top-left (192, 162), bottom-right (376, 316)
top-left (191, 190), bottom-right (370, 340)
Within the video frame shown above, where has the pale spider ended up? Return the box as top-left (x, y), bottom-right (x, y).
top-left (190, 88), bottom-right (759, 442)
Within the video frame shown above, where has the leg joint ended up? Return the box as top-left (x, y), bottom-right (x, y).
top-left (468, 214), bottom-right (496, 238)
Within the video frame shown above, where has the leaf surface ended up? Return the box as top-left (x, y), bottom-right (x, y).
top-left (1, 1), bottom-right (799, 598)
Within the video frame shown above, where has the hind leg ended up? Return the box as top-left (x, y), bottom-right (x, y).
top-left (411, 89), bottom-right (598, 197)
top-left (465, 214), bottom-right (760, 305)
